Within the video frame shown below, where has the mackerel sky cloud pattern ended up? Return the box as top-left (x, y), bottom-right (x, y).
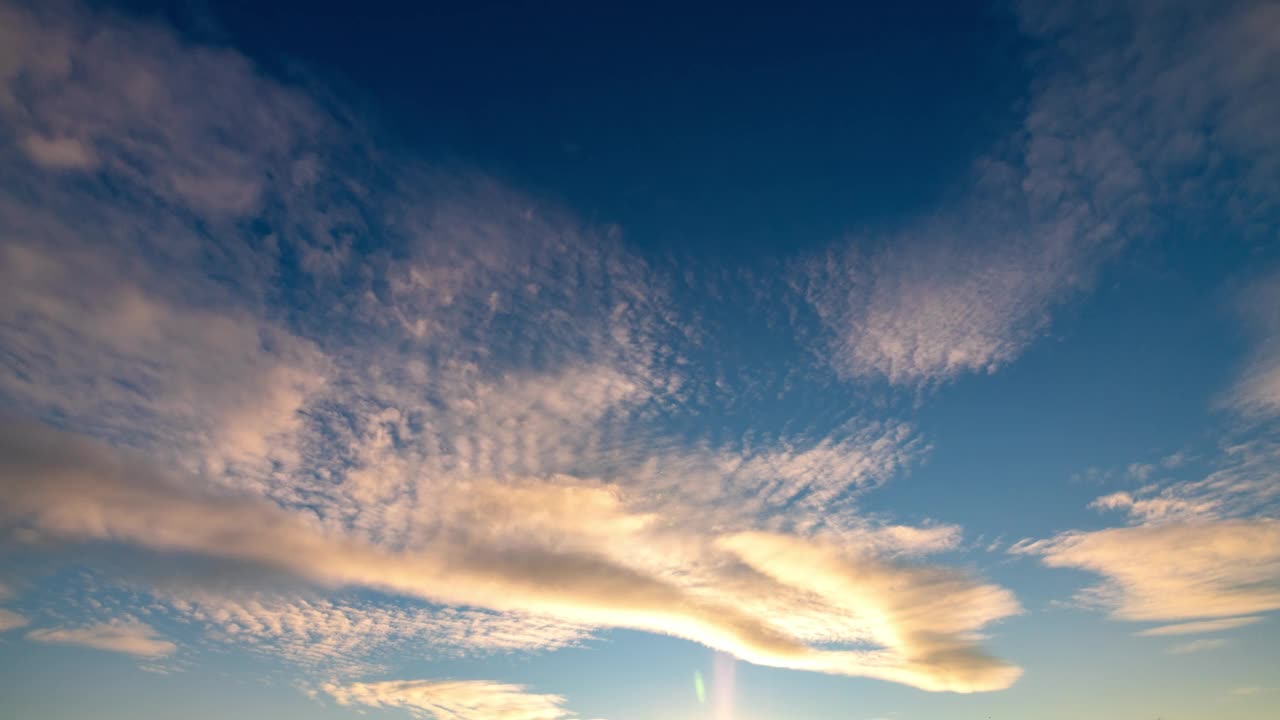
top-left (1, 1), bottom-right (1277, 719)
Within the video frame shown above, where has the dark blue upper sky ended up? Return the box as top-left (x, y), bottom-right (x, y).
top-left (115, 0), bottom-right (1030, 256)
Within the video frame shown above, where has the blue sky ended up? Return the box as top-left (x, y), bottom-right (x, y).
top-left (0, 0), bottom-right (1278, 718)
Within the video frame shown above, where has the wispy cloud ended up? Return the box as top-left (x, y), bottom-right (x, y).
top-left (0, 422), bottom-right (1020, 692)
top-left (0, 0), bottom-right (1029, 697)
top-left (320, 678), bottom-right (592, 720)
top-left (799, 215), bottom-right (1113, 387)
top-left (1136, 616), bottom-right (1264, 637)
top-left (19, 134), bottom-right (97, 170)
top-left (800, 0), bottom-right (1279, 388)
top-left (27, 620), bottom-right (176, 657)
top-left (1167, 638), bottom-right (1229, 655)
top-left (1015, 456), bottom-right (1280, 627)
top-left (1017, 381), bottom-right (1280, 638)
top-left (162, 591), bottom-right (593, 676)
top-left (719, 532), bottom-right (1022, 691)
top-left (1017, 0), bottom-right (1280, 233)
top-left (1224, 269), bottom-right (1280, 418)
top-left (1231, 686), bottom-right (1274, 696)
top-left (0, 608), bottom-right (28, 632)
top-left (1017, 519), bottom-right (1280, 622)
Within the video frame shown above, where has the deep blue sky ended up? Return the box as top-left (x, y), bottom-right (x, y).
top-left (119, 0), bottom-right (1030, 255)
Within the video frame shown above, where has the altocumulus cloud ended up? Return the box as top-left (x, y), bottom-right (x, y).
top-left (320, 679), bottom-right (597, 720)
top-left (799, 0), bottom-right (1279, 388)
top-left (0, 421), bottom-right (1021, 692)
top-left (0, 0), bottom-right (1025, 697)
top-left (10, 0), bottom-right (1276, 705)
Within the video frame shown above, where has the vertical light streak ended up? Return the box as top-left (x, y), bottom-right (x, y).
top-left (713, 651), bottom-right (736, 720)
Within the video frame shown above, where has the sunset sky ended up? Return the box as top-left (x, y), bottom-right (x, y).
top-left (1, 1), bottom-right (1278, 718)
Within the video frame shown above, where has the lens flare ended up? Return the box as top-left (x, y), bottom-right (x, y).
top-left (694, 670), bottom-right (706, 703)
top-left (713, 651), bottom-right (736, 720)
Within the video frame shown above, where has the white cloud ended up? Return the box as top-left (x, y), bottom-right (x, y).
top-left (718, 531), bottom-right (1023, 691)
top-left (1168, 638), bottom-right (1228, 655)
top-left (163, 591), bottom-right (593, 676)
top-left (19, 134), bottom-right (97, 169)
top-left (1020, 388), bottom-right (1280, 645)
top-left (1225, 269), bottom-right (1280, 418)
top-left (0, 0), bottom-right (313, 216)
top-left (1088, 491), bottom-right (1220, 524)
top-left (321, 678), bottom-right (588, 720)
top-left (27, 620), bottom-right (176, 657)
top-left (0, 242), bottom-right (329, 487)
top-left (1136, 616), bottom-right (1263, 637)
top-left (0, 422), bottom-right (1021, 692)
top-left (0, 608), bottom-right (28, 632)
top-left (620, 420), bottom-right (925, 534)
top-left (0, 0), bottom-right (682, 516)
top-left (1018, 0), bottom-right (1280, 225)
top-left (802, 0), bottom-right (1279, 388)
top-left (1101, 440), bottom-right (1280, 526)
top-left (1015, 520), bottom-right (1280, 622)
top-left (0, 0), bottom-right (1022, 697)
top-left (800, 219), bottom-right (1111, 386)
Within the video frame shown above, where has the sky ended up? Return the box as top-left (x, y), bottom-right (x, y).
top-left (0, 0), bottom-right (1278, 718)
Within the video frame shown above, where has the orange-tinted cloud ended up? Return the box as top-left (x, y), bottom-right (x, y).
top-left (1, 421), bottom-right (1021, 692)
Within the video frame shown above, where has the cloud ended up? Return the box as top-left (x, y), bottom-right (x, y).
top-left (1018, 372), bottom-right (1280, 644)
top-left (801, 0), bottom-right (1279, 387)
top-left (800, 215), bottom-right (1112, 386)
top-left (0, 0), bottom-right (316, 215)
top-left (19, 134), bottom-right (97, 169)
top-left (0, 0), bottom-right (1022, 696)
top-left (0, 608), bottom-right (28, 632)
top-left (0, 241), bottom-right (329, 485)
top-left (1017, 0), bottom-right (1280, 232)
top-left (1225, 269), bottom-right (1280, 418)
top-left (0, 422), bottom-right (1020, 692)
top-left (1085, 438), bottom-right (1280, 527)
top-left (0, 0), bottom-right (681, 514)
top-left (1136, 616), bottom-right (1264, 637)
top-left (1015, 520), bottom-right (1280, 622)
top-left (1232, 686), bottom-right (1274, 696)
top-left (718, 532), bottom-right (1023, 691)
top-left (27, 620), bottom-right (176, 657)
top-left (1168, 638), bottom-right (1228, 655)
top-left (1088, 491), bottom-right (1220, 524)
top-left (161, 591), bottom-right (593, 676)
top-left (321, 678), bottom-right (589, 720)
top-left (618, 420), bottom-right (926, 534)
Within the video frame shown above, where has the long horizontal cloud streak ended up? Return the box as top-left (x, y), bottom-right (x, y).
top-left (26, 621), bottom-right (175, 657)
top-left (1017, 436), bottom-right (1280, 629)
top-left (163, 591), bottom-right (593, 674)
top-left (322, 678), bottom-right (588, 720)
top-left (1019, 520), bottom-right (1280, 622)
top-left (0, 422), bottom-right (1019, 691)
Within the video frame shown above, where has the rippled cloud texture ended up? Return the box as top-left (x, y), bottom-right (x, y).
top-left (0, 0), bottom-right (1278, 718)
